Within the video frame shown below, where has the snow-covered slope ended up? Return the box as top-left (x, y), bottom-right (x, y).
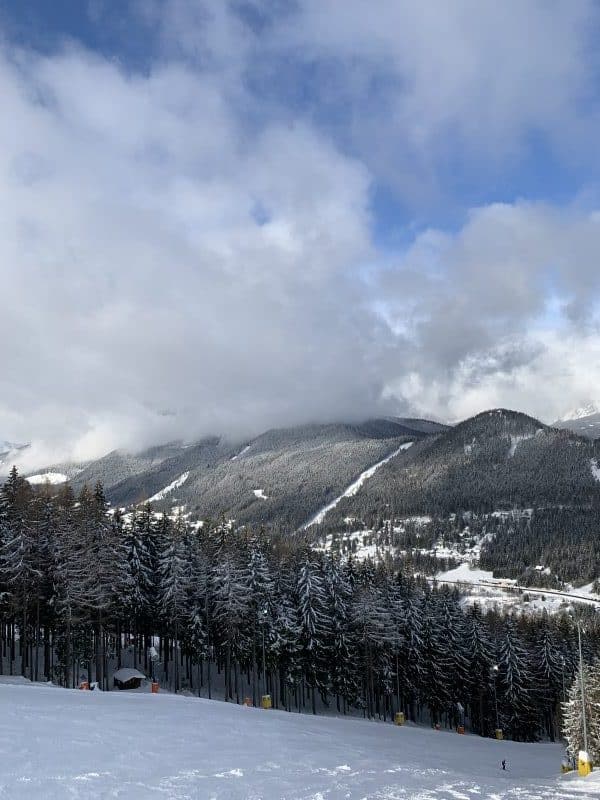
top-left (560, 404), bottom-right (600, 421)
top-left (147, 471), bottom-right (190, 502)
top-left (0, 440), bottom-right (30, 469)
top-left (26, 472), bottom-right (68, 485)
top-left (301, 441), bottom-right (413, 528)
top-left (554, 405), bottom-right (600, 438)
top-left (0, 680), bottom-right (597, 799)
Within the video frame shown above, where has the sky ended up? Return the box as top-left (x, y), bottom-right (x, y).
top-left (2, 1), bottom-right (600, 464)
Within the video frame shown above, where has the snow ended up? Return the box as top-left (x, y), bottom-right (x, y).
top-left (112, 668), bottom-right (147, 682)
top-left (437, 563), bottom-right (513, 586)
top-left (561, 403), bottom-right (600, 421)
top-left (231, 444), bottom-right (251, 461)
top-left (435, 563), bottom-right (600, 613)
top-left (253, 489), bottom-right (268, 500)
top-left (26, 472), bottom-right (68, 485)
top-left (590, 459), bottom-right (600, 482)
top-left (147, 472), bottom-right (190, 502)
top-left (0, 681), bottom-right (598, 799)
top-left (302, 442), bottom-right (413, 528)
top-left (508, 434), bottom-right (533, 457)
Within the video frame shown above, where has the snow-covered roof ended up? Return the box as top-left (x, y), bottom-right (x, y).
top-left (113, 668), bottom-right (146, 682)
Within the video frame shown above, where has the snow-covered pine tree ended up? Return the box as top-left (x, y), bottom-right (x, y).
top-left (75, 482), bottom-right (121, 688)
top-left (212, 553), bottom-right (252, 703)
top-left (120, 509), bottom-right (150, 626)
top-left (536, 615), bottom-right (569, 740)
top-left (297, 552), bottom-right (330, 713)
top-left (497, 617), bottom-right (542, 741)
top-left (159, 513), bottom-right (192, 691)
top-left (351, 581), bottom-right (393, 720)
top-left (271, 569), bottom-right (303, 712)
top-left (400, 591), bottom-right (425, 721)
top-left (562, 658), bottom-right (600, 765)
top-left (52, 483), bottom-right (88, 687)
top-left (324, 553), bottom-right (358, 712)
top-left (420, 594), bottom-right (453, 725)
top-left (0, 468), bottom-right (39, 678)
top-left (438, 592), bottom-right (471, 727)
top-left (246, 537), bottom-right (275, 705)
top-left (463, 605), bottom-right (496, 735)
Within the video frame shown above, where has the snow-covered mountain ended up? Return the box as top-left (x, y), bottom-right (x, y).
top-left (0, 441), bottom-right (30, 468)
top-left (10, 418), bottom-right (441, 529)
top-left (554, 403), bottom-right (600, 438)
top-left (561, 403), bottom-right (600, 421)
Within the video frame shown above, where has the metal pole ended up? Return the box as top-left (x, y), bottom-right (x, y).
top-left (494, 680), bottom-right (499, 730)
top-left (396, 653), bottom-right (400, 715)
top-left (262, 625), bottom-right (266, 697)
top-left (577, 622), bottom-right (588, 755)
top-left (261, 606), bottom-right (268, 698)
top-left (492, 665), bottom-right (499, 731)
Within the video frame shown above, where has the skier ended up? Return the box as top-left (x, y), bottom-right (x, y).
top-left (502, 760), bottom-right (506, 771)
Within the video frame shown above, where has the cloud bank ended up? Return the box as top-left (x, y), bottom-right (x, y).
top-left (1, 1), bottom-right (600, 465)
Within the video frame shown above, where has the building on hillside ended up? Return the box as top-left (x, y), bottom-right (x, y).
top-left (113, 668), bottom-right (147, 690)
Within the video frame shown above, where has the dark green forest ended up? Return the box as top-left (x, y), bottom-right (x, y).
top-left (1, 467), bottom-right (598, 744)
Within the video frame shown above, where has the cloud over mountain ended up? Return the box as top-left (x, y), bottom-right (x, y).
top-left (2, 1), bottom-right (600, 463)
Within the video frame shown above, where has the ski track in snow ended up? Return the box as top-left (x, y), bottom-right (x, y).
top-left (0, 681), bottom-right (597, 799)
top-left (508, 434), bottom-right (534, 458)
top-left (148, 471), bottom-right (190, 502)
top-left (302, 442), bottom-right (414, 529)
top-left (231, 444), bottom-right (251, 461)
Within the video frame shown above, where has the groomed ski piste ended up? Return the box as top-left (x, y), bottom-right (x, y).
top-left (301, 442), bottom-right (414, 529)
top-left (0, 678), bottom-right (598, 799)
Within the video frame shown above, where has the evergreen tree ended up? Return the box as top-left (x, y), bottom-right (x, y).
top-left (497, 618), bottom-right (541, 741)
top-left (562, 659), bottom-right (600, 764)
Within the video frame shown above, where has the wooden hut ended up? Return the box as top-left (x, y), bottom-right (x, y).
top-left (113, 668), bottom-right (146, 690)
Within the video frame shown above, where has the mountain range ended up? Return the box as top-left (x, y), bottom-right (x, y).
top-left (4, 407), bottom-right (600, 587)
top-left (554, 404), bottom-right (600, 438)
top-left (18, 418), bottom-right (446, 529)
top-left (5, 407), bottom-right (599, 532)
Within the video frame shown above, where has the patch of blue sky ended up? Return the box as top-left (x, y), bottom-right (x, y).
top-left (4, 0), bottom-right (599, 255)
top-left (0, 0), bottom-right (157, 71)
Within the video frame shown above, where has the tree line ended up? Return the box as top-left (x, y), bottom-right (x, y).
top-left (1, 466), bottom-right (599, 743)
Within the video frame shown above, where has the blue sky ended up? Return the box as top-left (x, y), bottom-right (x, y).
top-left (2, 1), bottom-right (600, 461)
top-left (5, 0), bottom-right (597, 234)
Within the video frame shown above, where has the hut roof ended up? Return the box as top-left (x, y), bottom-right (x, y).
top-left (113, 668), bottom-right (146, 682)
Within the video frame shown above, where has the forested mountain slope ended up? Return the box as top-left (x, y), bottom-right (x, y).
top-left (27, 418), bottom-right (435, 529)
top-left (313, 410), bottom-right (600, 589)
top-left (327, 409), bottom-right (600, 526)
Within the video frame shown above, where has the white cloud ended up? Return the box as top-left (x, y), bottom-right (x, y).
top-left (2, 3), bottom-right (600, 468)
top-left (0, 42), bottom-right (393, 464)
top-left (276, 1), bottom-right (599, 177)
top-left (379, 201), bottom-right (600, 422)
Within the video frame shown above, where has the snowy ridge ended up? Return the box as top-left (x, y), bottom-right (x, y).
top-left (148, 472), bottom-right (190, 502)
top-left (561, 403), bottom-right (600, 421)
top-left (301, 442), bottom-right (413, 529)
top-left (230, 444), bottom-right (251, 461)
